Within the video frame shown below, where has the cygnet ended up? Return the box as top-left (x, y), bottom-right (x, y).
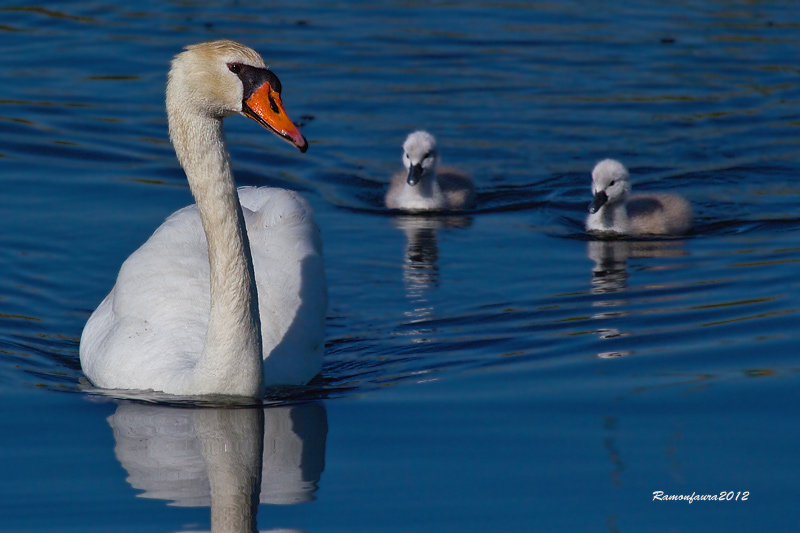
top-left (586, 159), bottom-right (692, 235)
top-left (385, 130), bottom-right (475, 211)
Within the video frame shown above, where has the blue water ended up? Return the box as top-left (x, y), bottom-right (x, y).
top-left (2, 1), bottom-right (800, 530)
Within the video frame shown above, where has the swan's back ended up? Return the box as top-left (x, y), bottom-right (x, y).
top-left (80, 187), bottom-right (326, 392)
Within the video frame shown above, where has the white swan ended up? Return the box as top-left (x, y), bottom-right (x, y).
top-left (80, 40), bottom-right (327, 398)
top-left (385, 130), bottom-right (475, 211)
top-left (586, 159), bottom-right (693, 236)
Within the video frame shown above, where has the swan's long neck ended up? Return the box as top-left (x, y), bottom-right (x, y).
top-left (169, 109), bottom-right (264, 397)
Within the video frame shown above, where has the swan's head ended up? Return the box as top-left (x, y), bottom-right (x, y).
top-left (167, 40), bottom-right (307, 152)
top-left (402, 131), bottom-right (438, 186)
top-left (589, 159), bottom-right (630, 213)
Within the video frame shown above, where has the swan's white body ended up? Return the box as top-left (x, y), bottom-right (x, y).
top-left (586, 159), bottom-right (692, 236)
top-left (385, 131), bottom-right (475, 211)
top-left (80, 40), bottom-right (325, 397)
top-left (81, 187), bottom-right (326, 392)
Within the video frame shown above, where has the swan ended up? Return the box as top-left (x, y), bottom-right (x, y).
top-left (586, 159), bottom-right (693, 235)
top-left (79, 40), bottom-right (327, 398)
top-left (385, 130), bottom-right (475, 211)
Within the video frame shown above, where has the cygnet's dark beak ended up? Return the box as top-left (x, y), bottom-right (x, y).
top-left (589, 190), bottom-right (608, 214)
top-left (407, 164), bottom-right (423, 186)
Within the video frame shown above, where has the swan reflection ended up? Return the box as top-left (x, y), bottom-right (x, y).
top-left (108, 401), bottom-right (327, 532)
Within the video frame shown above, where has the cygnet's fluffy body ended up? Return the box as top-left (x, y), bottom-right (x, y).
top-left (586, 159), bottom-right (692, 236)
top-left (385, 131), bottom-right (475, 211)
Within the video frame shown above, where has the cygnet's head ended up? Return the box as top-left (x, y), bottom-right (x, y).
top-left (402, 130), bottom-right (438, 186)
top-left (589, 159), bottom-right (630, 214)
top-left (167, 39), bottom-right (307, 152)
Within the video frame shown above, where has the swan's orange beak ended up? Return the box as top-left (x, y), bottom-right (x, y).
top-left (242, 82), bottom-right (308, 153)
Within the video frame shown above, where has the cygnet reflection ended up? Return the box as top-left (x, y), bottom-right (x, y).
top-left (392, 215), bottom-right (472, 322)
top-left (588, 239), bottom-right (689, 294)
top-left (108, 402), bottom-right (327, 532)
top-left (587, 239), bottom-right (689, 359)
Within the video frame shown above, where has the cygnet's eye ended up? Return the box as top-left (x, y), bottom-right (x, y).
top-left (227, 63), bottom-right (242, 74)
top-left (609, 180), bottom-right (616, 187)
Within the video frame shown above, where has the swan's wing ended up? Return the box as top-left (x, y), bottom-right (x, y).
top-left (627, 193), bottom-right (693, 235)
top-left (626, 196), bottom-right (665, 218)
top-left (80, 203), bottom-right (212, 391)
top-left (437, 167), bottom-right (476, 210)
top-left (238, 187), bottom-right (327, 385)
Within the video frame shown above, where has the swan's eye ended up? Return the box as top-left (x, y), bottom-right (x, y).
top-left (609, 180), bottom-right (616, 186)
top-left (227, 63), bottom-right (242, 74)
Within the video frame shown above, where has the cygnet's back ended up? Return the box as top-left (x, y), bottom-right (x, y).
top-left (385, 130), bottom-right (475, 211)
top-left (586, 159), bottom-right (692, 236)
